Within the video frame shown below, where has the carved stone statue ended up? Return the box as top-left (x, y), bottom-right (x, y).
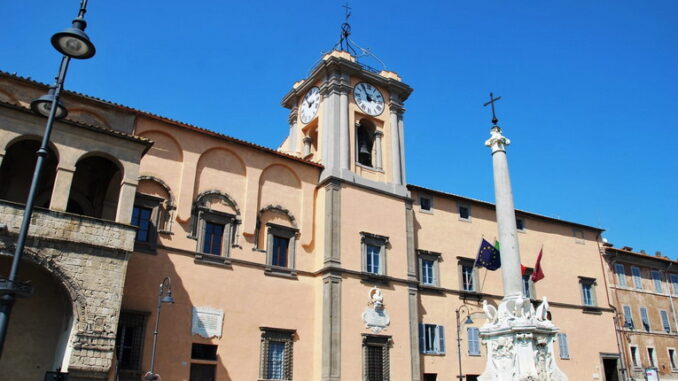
top-left (362, 286), bottom-right (390, 333)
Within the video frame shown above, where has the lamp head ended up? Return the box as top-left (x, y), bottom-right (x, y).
top-left (30, 87), bottom-right (68, 119)
top-left (464, 315), bottom-right (474, 325)
top-left (160, 290), bottom-right (174, 304)
top-left (51, 18), bottom-right (96, 59)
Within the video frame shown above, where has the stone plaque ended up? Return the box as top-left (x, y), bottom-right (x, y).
top-left (192, 306), bottom-right (224, 338)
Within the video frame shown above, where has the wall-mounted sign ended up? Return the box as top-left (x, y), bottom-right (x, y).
top-left (192, 306), bottom-right (224, 338)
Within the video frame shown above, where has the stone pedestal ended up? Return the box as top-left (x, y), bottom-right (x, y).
top-left (479, 297), bottom-right (566, 381)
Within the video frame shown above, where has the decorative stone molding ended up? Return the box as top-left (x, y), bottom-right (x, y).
top-left (362, 287), bottom-right (390, 333)
top-left (478, 296), bottom-right (567, 381)
top-left (484, 126), bottom-right (511, 154)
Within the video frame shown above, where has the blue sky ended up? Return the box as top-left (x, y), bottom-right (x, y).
top-left (2, 1), bottom-right (676, 258)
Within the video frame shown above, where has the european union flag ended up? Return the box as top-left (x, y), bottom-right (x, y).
top-left (475, 238), bottom-right (501, 271)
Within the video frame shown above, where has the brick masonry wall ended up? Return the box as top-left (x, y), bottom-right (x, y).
top-left (0, 201), bottom-right (135, 380)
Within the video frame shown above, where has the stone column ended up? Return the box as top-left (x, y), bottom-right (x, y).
top-left (49, 166), bottom-right (75, 211)
top-left (322, 272), bottom-right (342, 381)
top-left (389, 96), bottom-right (403, 185)
top-left (339, 88), bottom-right (349, 170)
top-left (115, 180), bottom-right (138, 224)
top-left (374, 130), bottom-right (383, 170)
top-left (288, 107), bottom-right (298, 153)
top-left (485, 126), bottom-right (522, 298)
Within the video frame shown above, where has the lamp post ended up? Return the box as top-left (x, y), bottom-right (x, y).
top-left (144, 277), bottom-right (175, 381)
top-left (0, 0), bottom-right (96, 358)
top-left (455, 304), bottom-right (475, 381)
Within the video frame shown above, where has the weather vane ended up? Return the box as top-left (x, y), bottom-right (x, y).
top-left (483, 92), bottom-right (502, 126)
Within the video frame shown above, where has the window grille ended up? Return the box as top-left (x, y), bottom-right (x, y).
top-left (115, 311), bottom-right (148, 370)
top-left (259, 328), bottom-right (294, 380)
top-left (189, 363), bottom-right (216, 381)
top-left (363, 335), bottom-right (390, 381)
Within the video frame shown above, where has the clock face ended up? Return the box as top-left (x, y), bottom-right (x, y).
top-left (300, 87), bottom-right (320, 124)
top-left (354, 82), bottom-right (385, 116)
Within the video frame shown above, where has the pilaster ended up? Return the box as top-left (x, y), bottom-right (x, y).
top-left (288, 106), bottom-right (299, 153)
top-left (408, 285), bottom-right (421, 381)
top-left (323, 179), bottom-right (341, 266)
top-left (389, 95), bottom-right (404, 185)
top-left (374, 130), bottom-right (383, 170)
top-left (322, 272), bottom-right (342, 381)
top-left (115, 179), bottom-right (138, 224)
top-left (49, 166), bottom-right (75, 211)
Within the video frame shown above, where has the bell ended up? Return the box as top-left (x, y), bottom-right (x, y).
top-left (359, 140), bottom-right (370, 155)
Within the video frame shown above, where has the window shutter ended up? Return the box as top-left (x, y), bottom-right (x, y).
top-left (623, 306), bottom-right (634, 329)
top-left (640, 308), bottom-right (650, 331)
top-left (558, 333), bottom-right (569, 359)
top-left (419, 324), bottom-right (425, 353)
top-left (437, 325), bottom-right (445, 354)
top-left (661, 310), bottom-right (671, 333)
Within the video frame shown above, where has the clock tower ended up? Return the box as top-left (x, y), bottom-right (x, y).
top-left (280, 50), bottom-right (413, 197)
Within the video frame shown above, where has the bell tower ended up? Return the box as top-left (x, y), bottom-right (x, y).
top-left (280, 49), bottom-right (412, 197)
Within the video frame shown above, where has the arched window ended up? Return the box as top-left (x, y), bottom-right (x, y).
top-left (356, 119), bottom-right (375, 167)
top-left (67, 155), bottom-right (121, 220)
top-left (0, 139), bottom-right (58, 207)
top-left (191, 191), bottom-right (240, 265)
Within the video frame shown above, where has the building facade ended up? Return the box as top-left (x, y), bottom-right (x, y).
top-left (0, 49), bottom-right (621, 381)
top-left (603, 245), bottom-right (678, 380)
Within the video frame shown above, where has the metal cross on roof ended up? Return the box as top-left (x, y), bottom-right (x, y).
top-left (483, 92), bottom-right (502, 126)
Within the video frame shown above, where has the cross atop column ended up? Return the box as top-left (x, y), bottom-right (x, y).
top-left (342, 2), bottom-right (352, 21)
top-left (483, 92), bottom-right (502, 126)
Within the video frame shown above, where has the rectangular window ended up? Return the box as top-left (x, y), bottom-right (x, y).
top-left (458, 205), bottom-right (470, 220)
top-left (630, 345), bottom-right (640, 367)
top-left (420, 196), bottom-right (432, 212)
top-left (131, 206), bottom-right (153, 242)
top-left (191, 343), bottom-right (218, 361)
top-left (419, 324), bottom-right (445, 355)
top-left (461, 263), bottom-right (476, 292)
top-left (366, 244), bottom-right (381, 274)
top-left (661, 310), bottom-right (671, 333)
top-left (259, 328), bottom-right (294, 380)
top-left (418, 250), bottom-right (441, 287)
top-left (579, 278), bottom-right (596, 306)
top-left (516, 218), bottom-right (525, 231)
top-left (203, 221), bottom-right (225, 255)
top-left (363, 335), bottom-right (390, 381)
top-left (557, 333), bottom-right (569, 359)
top-left (648, 347), bottom-right (657, 367)
top-left (614, 263), bottom-right (627, 287)
top-left (423, 374), bottom-right (438, 381)
top-left (467, 327), bottom-right (481, 356)
top-left (672, 274), bottom-right (678, 295)
top-left (115, 311), bottom-right (148, 371)
top-left (651, 270), bottom-right (663, 293)
top-left (669, 348), bottom-right (677, 370)
top-left (632, 266), bottom-right (642, 289)
top-left (640, 307), bottom-right (651, 332)
top-left (190, 364), bottom-right (216, 381)
top-left (361, 232), bottom-right (388, 276)
top-left (623, 305), bottom-right (634, 329)
top-left (272, 236), bottom-right (289, 267)
top-left (266, 224), bottom-right (297, 274)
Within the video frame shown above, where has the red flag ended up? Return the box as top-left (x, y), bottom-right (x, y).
top-left (531, 248), bottom-right (544, 282)
top-left (520, 265), bottom-right (527, 276)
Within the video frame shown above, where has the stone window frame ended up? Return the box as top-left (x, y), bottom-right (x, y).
top-left (360, 232), bottom-right (389, 277)
top-left (650, 270), bottom-right (663, 293)
top-left (631, 266), bottom-right (643, 289)
top-left (418, 323), bottom-right (445, 355)
top-left (573, 229), bottom-right (585, 244)
top-left (629, 345), bottom-right (641, 368)
top-left (265, 223), bottom-right (298, 277)
top-left (362, 334), bottom-right (391, 381)
top-left (667, 347), bottom-right (678, 371)
top-left (137, 175), bottom-right (176, 235)
top-left (419, 194), bottom-right (433, 214)
top-left (458, 257), bottom-right (479, 293)
top-left (647, 346), bottom-right (657, 367)
top-left (417, 250), bottom-right (441, 287)
top-left (614, 263), bottom-right (627, 287)
top-left (457, 202), bottom-right (471, 222)
top-left (190, 343), bottom-right (218, 381)
top-left (671, 273), bottom-right (678, 295)
top-left (259, 327), bottom-right (295, 381)
top-left (131, 193), bottom-right (164, 254)
top-left (115, 310), bottom-right (150, 375)
top-left (194, 208), bottom-right (236, 266)
top-left (578, 276), bottom-right (597, 307)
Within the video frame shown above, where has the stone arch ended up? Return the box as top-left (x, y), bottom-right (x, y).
top-left (138, 175), bottom-right (176, 208)
top-left (255, 204), bottom-right (298, 249)
top-left (194, 189), bottom-right (241, 216)
top-left (190, 190), bottom-right (242, 238)
top-left (67, 108), bottom-right (112, 129)
top-left (67, 153), bottom-right (123, 220)
top-left (138, 175), bottom-right (177, 233)
top-left (0, 136), bottom-right (59, 207)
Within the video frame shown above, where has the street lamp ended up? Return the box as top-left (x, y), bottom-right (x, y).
top-left (455, 304), bottom-right (476, 381)
top-left (144, 277), bottom-right (175, 381)
top-left (0, 0), bottom-right (96, 358)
